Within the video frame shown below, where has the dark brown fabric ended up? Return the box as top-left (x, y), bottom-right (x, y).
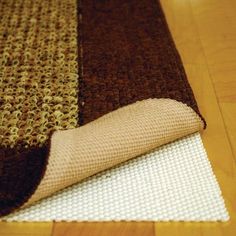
top-left (79, 0), bottom-right (204, 125)
top-left (0, 145), bottom-right (50, 216)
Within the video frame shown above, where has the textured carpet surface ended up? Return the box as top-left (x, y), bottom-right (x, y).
top-left (80, 0), bottom-right (203, 124)
top-left (0, 0), bottom-right (207, 217)
top-left (0, 0), bottom-right (79, 216)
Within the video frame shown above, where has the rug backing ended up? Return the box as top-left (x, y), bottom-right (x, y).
top-left (2, 133), bottom-right (229, 222)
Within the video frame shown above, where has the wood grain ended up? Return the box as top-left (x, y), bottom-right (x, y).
top-left (52, 222), bottom-right (154, 236)
top-left (191, 0), bottom-right (236, 66)
top-left (160, 0), bottom-right (206, 65)
top-left (0, 222), bottom-right (53, 236)
top-left (220, 103), bottom-right (236, 158)
top-left (209, 62), bottom-right (236, 103)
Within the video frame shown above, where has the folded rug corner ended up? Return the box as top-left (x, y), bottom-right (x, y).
top-left (0, 0), bottom-right (207, 217)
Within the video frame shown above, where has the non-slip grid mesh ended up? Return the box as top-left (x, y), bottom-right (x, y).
top-left (24, 99), bottom-right (203, 206)
top-left (2, 133), bottom-right (229, 222)
top-left (0, 0), bottom-right (79, 148)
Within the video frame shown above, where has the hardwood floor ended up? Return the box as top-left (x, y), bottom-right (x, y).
top-left (0, 0), bottom-right (236, 235)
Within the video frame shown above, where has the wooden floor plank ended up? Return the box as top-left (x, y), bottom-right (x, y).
top-left (190, 0), bottom-right (236, 41)
top-left (218, 103), bottom-right (236, 159)
top-left (52, 222), bottom-right (154, 236)
top-left (207, 62), bottom-right (236, 159)
top-left (208, 62), bottom-right (236, 103)
top-left (0, 222), bottom-right (53, 236)
top-left (227, 0), bottom-right (236, 10)
top-left (160, 0), bottom-right (206, 65)
top-left (190, 0), bottom-right (236, 66)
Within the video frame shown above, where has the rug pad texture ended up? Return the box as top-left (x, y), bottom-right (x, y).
top-left (0, 0), bottom-right (208, 217)
top-left (1, 133), bottom-right (229, 222)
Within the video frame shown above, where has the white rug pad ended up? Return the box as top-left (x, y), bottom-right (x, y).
top-left (2, 133), bottom-right (229, 222)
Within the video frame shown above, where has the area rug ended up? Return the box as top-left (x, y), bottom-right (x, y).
top-left (2, 133), bottom-right (229, 222)
top-left (0, 0), bottom-right (226, 220)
